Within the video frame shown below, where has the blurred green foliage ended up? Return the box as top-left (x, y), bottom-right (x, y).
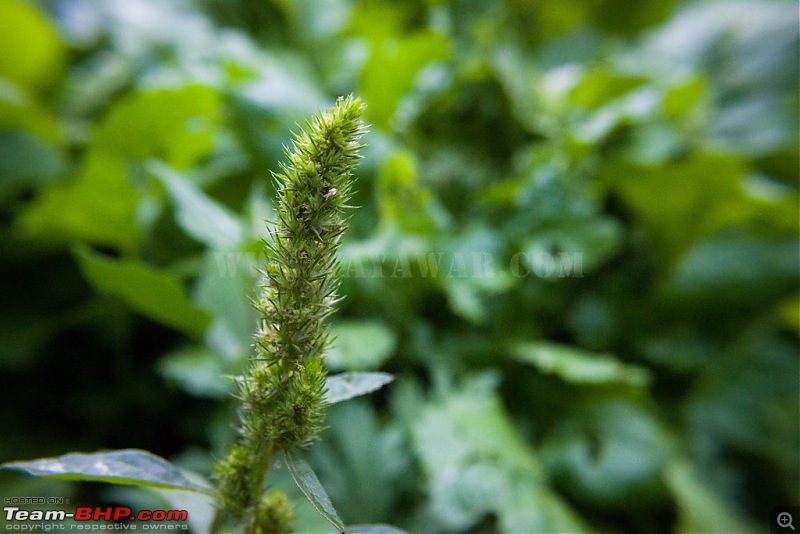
top-left (0, 0), bottom-right (797, 532)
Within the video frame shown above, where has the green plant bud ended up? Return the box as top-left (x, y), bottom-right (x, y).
top-left (254, 490), bottom-right (294, 534)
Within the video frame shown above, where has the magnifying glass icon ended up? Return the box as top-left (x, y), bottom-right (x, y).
top-left (778, 512), bottom-right (795, 530)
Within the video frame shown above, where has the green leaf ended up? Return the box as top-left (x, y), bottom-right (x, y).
top-left (325, 373), bottom-right (395, 405)
top-left (0, 86), bottom-right (61, 141)
top-left (663, 77), bottom-right (706, 119)
top-left (360, 31), bottom-right (450, 129)
top-left (20, 85), bottom-right (221, 251)
top-left (244, 181), bottom-right (276, 239)
top-left (540, 401), bottom-right (674, 509)
top-left (347, 525), bottom-right (408, 534)
top-left (439, 228), bottom-right (515, 323)
top-left (21, 152), bottom-right (139, 251)
top-left (149, 161), bottom-right (245, 250)
top-left (685, 330), bottom-right (799, 481)
top-left (309, 401), bottom-right (410, 523)
top-left (666, 236), bottom-right (800, 307)
top-left (92, 85), bottom-right (221, 168)
top-left (443, 279), bottom-right (486, 324)
top-left (665, 460), bottom-right (758, 534)
top-left (522, 217), bottom-right (623, 274)
top-left (194, 250), bottom-right (258, 361)
top-left (644, 2), bottom-right (798, 155)
top-left (511, 342), bottom-right (651, 387)
top-left (0, 131), bottom-right (64, 199)
top-left (0, 0), bottom-right (65, 89)
top-left (598, 153), bottom-right (750, 256)
top-left (569, 68), bottom-right (649, 109)
top-left (412, 373), bottom-right (586, 532)
top-left (276, 0), bottom-right (351, 41)
top-left (74, 246), bottom-right (211, 335)
top-left (156, 346), bottom-right (230, 398)
top-left (375, 151), bottom-right (450, 235)
top-left (2, 450), bottom-right (213, 495)
top-left (284, 451), bottom-right (345, 533)
top-left (778, 299), bottom-right (800, 334)
top-left (327, 320), bottom-right (398, 371)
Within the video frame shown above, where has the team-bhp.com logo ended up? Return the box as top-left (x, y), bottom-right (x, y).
top-left (4, 506), bottom-right (188, 530)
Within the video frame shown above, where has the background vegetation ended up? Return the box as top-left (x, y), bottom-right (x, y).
top-left (0, 0), bottom-right (798, 532)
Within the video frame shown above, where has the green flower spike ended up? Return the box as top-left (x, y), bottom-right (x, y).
top-left (214, 96), bottom-right (367, 533)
